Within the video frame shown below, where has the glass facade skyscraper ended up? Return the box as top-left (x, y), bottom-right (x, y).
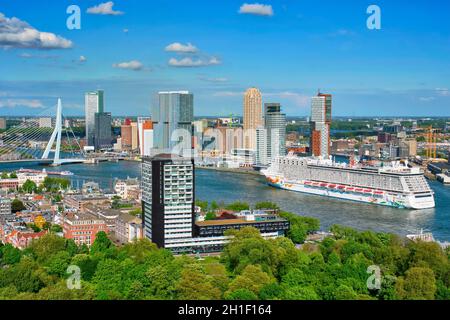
top-left (256, 103), bottom-right (286, 166)
top-left (310, 92), bottom-right (332, 158)
top-left (151, 91), bottom-right (194, 154)
top-left (85, 90), bottom-right (104, 146)
top-left (94, 112), bottom-right (112, 150)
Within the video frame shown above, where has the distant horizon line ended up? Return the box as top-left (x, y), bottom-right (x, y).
top-left (1, 115), bottom-right (449, 119)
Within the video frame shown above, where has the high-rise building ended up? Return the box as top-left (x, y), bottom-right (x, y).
top-left (243, 87), bottom-right (262, 150)
top-left (0, 118), bottom-right (6, 130)
top-left (141, 153), bottom-right (289, 254)
top-left (121, 118), bottom-right (132, 151)
top-left (85, 90), bottom-right (104, 146)
top-left (94, 112), bottom-right (112, 150)
top-left (256, 103), bottom-right (286, 166)
top-left (151, 91), bottom-right (194, 153)
top-left (138, 117), bottom-right (154, 156)
top-left (310, 92), bottom-right (332, 158)
top-left (141, 154), bottom-right (195, 248)
top-left (131, 122), bottom-right (139, 151)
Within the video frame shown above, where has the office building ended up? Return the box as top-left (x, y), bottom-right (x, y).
top-left (85, 90), bottom-right (104, 146)
top-left (151, 91), bottom-right (194, 154)
top-left (243, 87), bottom-right (263, 150)
top-left (141, 154), bottom-right (289, 254)
top-left (131, 122), bottom-right (139, 151)
top-left (121, 118), bottom-right (132, 151)
top-left (63, 212), bottom-right (108, 247)
top-left (310, 92), bottom-right (332, 158)
top-left (141, 154), bottom-right (195, 248)
top-left (138, 117), bottom-right (154, 156)
top-left (256, 103), bottom-right (286, 166)
top-left (94, 112), bottom-right (112, 150)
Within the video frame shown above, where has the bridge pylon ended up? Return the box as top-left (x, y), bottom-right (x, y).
top-left (42, 98), bottom-right (63, 165)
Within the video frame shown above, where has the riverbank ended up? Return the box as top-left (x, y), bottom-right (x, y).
top-left (196, 166), bottom-right (262, 176)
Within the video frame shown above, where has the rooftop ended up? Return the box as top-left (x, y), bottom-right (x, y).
top-left (195, 215), bottom-right (287, 227)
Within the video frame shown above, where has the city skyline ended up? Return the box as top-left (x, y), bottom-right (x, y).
top-left (0, 1), bottom-right (449, 117)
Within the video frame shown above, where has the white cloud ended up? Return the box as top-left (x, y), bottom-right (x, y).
top-left (87, 2), bottom-right (124, 15)
top-left (112, 60), bottom-right (144, 71)
top-left (0, 99), bottom-right (44, 109)
top-left (79, 55), bottom-right (87, 63)
top-left (168, 56), bottom-right (221, 67)
top-left (199, 76), bottom-right (228, 83)
top-left (419, 97), bottom-right (435, 102)
top-left (435, 88), bottom-right (449, 96)
top-left (330, 29), bottom-right (356, 36)
top-left (238, 3), bottom-right (274, 16)
top-left (165, 42), bottom-right (198, 53)
top-left (0, 12), bottom-right (73, 49)
top-left (123, 28), bottom-right (129, 33)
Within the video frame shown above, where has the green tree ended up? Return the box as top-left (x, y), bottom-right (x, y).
top-left (226, 264), bottom-right (273, 297)
top-left (90, 231), bottom-right (113, 255)
top-left (395, 267), bottom-right (437, 300)
top-left (11, 198), bottom-right (26, 213)
top-left (225, 288), bottom-right (258, 300)
top-left (28, 233), bottom-right (67, 264)
top-left (46, 251), bottom-right (71, 277)
top-left (205, 212), bottom-right (216, 220)
top-left (22, 179), bottom-right (37, 194)
top-left (225, 201), bottom-right (250, 212)
top-left (255, 201), bottom-right (280, 211)
top-left (0, 244), bottom-right (22, 265)
top-left (176, 265), bottom-right (221, 300)
top-left (50, 224), bottom-right (63, 233)
top-left (195, 200), bottom-right (208, 212)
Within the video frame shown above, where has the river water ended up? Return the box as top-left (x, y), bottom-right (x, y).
top-left (1, 160), bottom-right (449, 241)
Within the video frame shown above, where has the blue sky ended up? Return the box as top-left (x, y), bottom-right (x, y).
top-left (0, 0), bottom-right (449, 116)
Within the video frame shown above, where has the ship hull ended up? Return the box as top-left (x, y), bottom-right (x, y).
top-left (264, 176), bottom-right (435, 210)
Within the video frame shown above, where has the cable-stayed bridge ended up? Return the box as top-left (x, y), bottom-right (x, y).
top-left (0, 98), bottom-right (86, 166)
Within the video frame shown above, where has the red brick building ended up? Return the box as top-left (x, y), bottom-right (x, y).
top-left (63, 213), bottom-right (108, 247)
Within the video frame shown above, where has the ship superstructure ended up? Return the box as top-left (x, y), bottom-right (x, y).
top-left (261, 155), bottom-right (435, 209)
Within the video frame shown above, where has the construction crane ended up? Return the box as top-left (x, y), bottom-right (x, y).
top-left (426, 126), bottom-right (437, 159)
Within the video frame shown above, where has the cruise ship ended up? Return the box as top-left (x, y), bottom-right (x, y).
top-left (261, 155), bottom-right (435, 209)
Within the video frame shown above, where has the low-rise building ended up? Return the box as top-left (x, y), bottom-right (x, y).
top-left (4, 229), bottom-right (47, 249)
top-left (0, 198), bottom-right (11, 215)
top-left (64, 195), bottom-right (110, 211)
top-left (63, 212), bottom-right (108, 247)
top-left (114, 178), bottom-right (140, 200)
top-left (17, 171), bottom-right (47, 186)
top-left (115, 213), bottom-right (143, 244)
top-left (0, 178), bottom-right (19, 191)
top-left (83, 204), bottom-right (120, 231)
